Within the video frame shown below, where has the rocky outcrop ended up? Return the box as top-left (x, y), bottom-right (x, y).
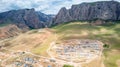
top-left (53, 7), bottom-right (72, 25)
top-left (0, 8), bottom-right (53, 29)
top-left (53, 1), bottom-right (120, 25)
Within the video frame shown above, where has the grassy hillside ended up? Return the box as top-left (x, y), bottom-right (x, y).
top-left (0, 29), bottom-right (55, 57)
top-left (0, 21), bottom-right (120, 67)
top-left (52, 22), bottom-right (120, 67)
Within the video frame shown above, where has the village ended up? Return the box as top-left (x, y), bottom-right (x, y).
top-left (0, 49), bottom-right (59, 67)
top-left (50, 39), bottom-right (103, 64)
top-left (0, 39), bottom-right (103, 67)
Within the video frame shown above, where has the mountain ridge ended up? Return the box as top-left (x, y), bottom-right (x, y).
top-left (0, 8), bottom-right (54, 29)
top-left (0, 1), bottom-right (120, 28)
top-left (0, 1), bottom-right (120, 39)
top-left (53, 1), bottom-right (120, 25)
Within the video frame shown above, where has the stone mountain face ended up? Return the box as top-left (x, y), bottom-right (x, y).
top-left (0, 8), bottom-right (53, 30)
top-left (36, 12), bottom-right (54, 27)
top-left (53, 1), bottom-right (120, 25)
top-left (53, 7), bottom-right (72, 25)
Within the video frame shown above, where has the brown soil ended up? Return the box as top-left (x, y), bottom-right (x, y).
top-left (0, 24), bottom-right (23, 39)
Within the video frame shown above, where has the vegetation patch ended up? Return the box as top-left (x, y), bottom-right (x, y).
top-left (63, 64), bottom-right (74, 67)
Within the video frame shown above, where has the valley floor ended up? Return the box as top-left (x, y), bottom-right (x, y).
top-left (0, 22), bottom-right (120, 67)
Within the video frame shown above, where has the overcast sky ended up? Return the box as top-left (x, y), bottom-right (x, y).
top-left (0, 0), bottom-right (120, 14)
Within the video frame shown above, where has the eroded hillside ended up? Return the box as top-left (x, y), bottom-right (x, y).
top-left (0, 24), bottom-right (25, 39)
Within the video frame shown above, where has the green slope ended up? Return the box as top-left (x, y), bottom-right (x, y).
top-left (52, 22), bottom-right (120, 67)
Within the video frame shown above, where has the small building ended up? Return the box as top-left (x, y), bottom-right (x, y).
top-left (48, 65), bottom-right (52, 67)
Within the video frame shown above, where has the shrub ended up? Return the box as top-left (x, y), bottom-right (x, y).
top-left (63, 64), bottom-right (74, 67)
top-left (103, 44), bottom-right (109, 48)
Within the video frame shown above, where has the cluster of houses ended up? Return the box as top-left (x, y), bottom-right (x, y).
top-left (54, 39), bottom-right (103, 60)
top-left (13, 57), bottom-right (36, 67)
top-left (6, 57), bottom-right (56, 67)
top-left (2, 50), bottom-right (56, 67)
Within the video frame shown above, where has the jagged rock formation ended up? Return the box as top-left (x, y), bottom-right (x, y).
top-left (53, 1), bottom-right (120, 25)
top-left (0, 8), bottom-right (53, 29)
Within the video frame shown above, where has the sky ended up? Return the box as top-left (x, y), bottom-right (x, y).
top-left (0, 0), bottom-right (120, 14)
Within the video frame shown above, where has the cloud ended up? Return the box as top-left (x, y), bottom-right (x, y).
top-left (0, 0), bottom-right (120, 14)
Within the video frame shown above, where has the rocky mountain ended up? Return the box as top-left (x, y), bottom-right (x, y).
top-left (0, 8), bottom-right (53, 30)
top-left (53, 1), bottom-right (120, 25)
top-left (36, 12), bottom-right (55, 27)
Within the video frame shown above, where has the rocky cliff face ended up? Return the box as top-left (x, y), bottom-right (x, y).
top-left (53, 7), bottom-right (72, 25)
top-left (0, 8), bottom-right (53, 29)
top-left (53, 1), bottom-right (120, 25)
top-left (37, 12), bottom-right (54, 27)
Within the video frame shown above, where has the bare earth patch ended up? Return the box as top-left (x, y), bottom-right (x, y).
top-left (116, 60), bottom-right (120, 67)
